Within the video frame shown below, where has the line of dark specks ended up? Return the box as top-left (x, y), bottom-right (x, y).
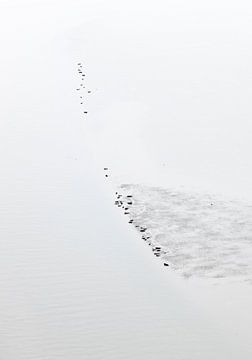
top-left (76, 62), bottom-right (92, 117)
top-left (103, 167), bottom-right (169, 268)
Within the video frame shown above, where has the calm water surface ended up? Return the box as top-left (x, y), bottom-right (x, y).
top-left (0, 1), bottom-right (252, 359)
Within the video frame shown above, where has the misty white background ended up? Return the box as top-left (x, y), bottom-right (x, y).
top-left (0, 1), bottom-right (252, 359)
top-left (1, 0), bottom-right (252, 198)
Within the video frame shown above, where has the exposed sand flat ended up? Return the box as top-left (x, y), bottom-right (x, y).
top-left (118, 184), bottom-right (252, 281)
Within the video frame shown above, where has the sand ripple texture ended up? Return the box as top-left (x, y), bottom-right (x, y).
top-left (119, 184), bottom-right (252, 282)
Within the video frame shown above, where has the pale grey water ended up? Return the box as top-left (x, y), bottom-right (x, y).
top-left (0, 74), bottom-right (232, 358)
top-left (0, 108), bottom-right (244, 359)
top-left (0, 1), bottom-right (252, 358)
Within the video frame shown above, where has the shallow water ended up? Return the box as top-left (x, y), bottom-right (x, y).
top-left (0, 108), bottom-right (235, 359)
